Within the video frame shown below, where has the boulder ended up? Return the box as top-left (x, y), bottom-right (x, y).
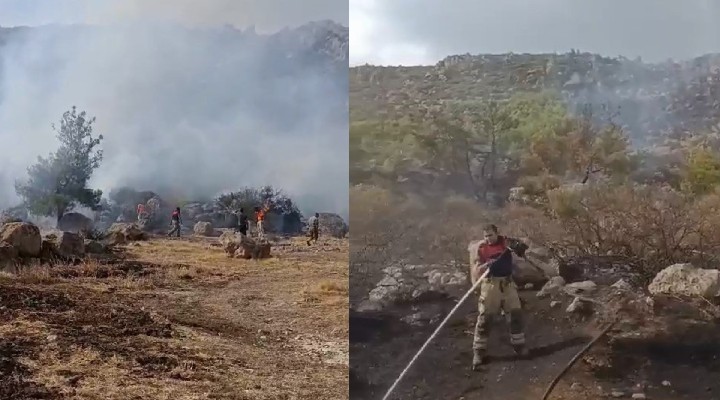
top-left (318, 213), bottom-right (349, 238)
top-left (84, 239), bottom-right (107, 254)
top-left (219, 231), bottom-right (271, 259)
top-left (104, 223), bottom-right (146, 245)
top-left (219, 231), bottom-right (244, 255)
top-left (0, 242), bottom-right (19, 267)
top-left (193, 221), bottom-right (217, 236)
top-left (57, 212), bottom-right (93, 234)
top-left (42, 230), bottom-right (85, 258)
top-left (0, 222), bottom-right (42, 257)
top-left (104, 231), bottom-right (127, 246)
top-left (235, 240), bottom-right (272, 259)
top-left (648, 263), bottom-right (720, 298)
top-left (364, 264), bottom-right (468, 309)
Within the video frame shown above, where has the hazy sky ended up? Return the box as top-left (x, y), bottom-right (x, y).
top-left (0, 0), bottom-right (349, 30)
top-left (350, 0), bottom-right (720, 66)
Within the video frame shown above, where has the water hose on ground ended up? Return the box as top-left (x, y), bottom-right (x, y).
top-left (380, 267), bottom-right (490, 400)
top-left (540, 320), bottom-right (617, 400)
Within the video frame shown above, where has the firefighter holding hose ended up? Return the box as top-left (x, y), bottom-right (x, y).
top-left (471, 223), bottom-right (530, 370)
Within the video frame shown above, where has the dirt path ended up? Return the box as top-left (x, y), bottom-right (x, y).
top-left (350, 290), bottom-right (720, 400)
top-left (0, 235), bottom-right (348, 400)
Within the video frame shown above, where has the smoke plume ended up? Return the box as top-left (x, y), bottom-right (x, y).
top-left (0, 11), bottom-right (349, 219)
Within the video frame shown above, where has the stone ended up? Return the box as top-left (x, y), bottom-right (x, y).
top-left (0, 222), bottom-right (41, 257)
top-left (105, 223), bottom-right (146, 245)
top-left (42, 230), bottom-right (85, 258)
top-left (564, 280), bottom-right (597, 296)
top-left (193, 221), bottom-right (217, 236)
top-left (612, 279), bottom-right (633, 291)
top-left (648, 263), bottom-right (720, 298)
top-left (538, 276), bottom-right (566, 298)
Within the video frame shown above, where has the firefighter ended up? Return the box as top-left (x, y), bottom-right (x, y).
top-left (471, 224), bottom-right (530, 370)
top-left (237, 208), bottom-right (249, 236)
top-left (307, 212), bottom-right (320, 246)
top-left (136, 203), bottom-right (147, 222)
top-left (167, 207), bottom-right (182, 237)
top-left (255, 203), bottom-right (270, 238)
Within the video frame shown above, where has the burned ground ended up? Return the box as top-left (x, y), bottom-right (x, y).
top-left (0, 235), bottom-right (348, 400)
top-left (350, 287), bottom-right (720, 400)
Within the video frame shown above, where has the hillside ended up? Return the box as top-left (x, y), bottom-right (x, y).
top-left (350, 51), bottom-right (720, 144)
top-left (350, 53), bottom-right (720, 400)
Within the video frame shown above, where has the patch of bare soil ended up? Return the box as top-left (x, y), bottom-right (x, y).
top-left (350, 289), bottom-right (720, 400)
top-left (0, 235), bottom-right (348, 399)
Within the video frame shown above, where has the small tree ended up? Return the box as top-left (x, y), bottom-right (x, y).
top-left (15, 106), bottom-right (104, 223)
top-left (681, 146), bottom-right (720, 195)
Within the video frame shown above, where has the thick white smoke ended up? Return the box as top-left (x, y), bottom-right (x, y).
top-left (0, 16), bottom-right (348, 219)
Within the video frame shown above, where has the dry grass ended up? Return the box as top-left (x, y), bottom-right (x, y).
top-left (0, 234), bottom-right (349, 400)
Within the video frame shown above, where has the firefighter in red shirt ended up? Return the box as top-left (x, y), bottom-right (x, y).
top-left (471, 223), bottom-right (529, 370)
top-left (167, 207), bottom-right (182, 237)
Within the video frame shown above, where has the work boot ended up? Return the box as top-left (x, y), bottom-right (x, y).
top-left (513, 344), bottom-right (529, 358)
top-left (472, 349), bottom-right (487, 370)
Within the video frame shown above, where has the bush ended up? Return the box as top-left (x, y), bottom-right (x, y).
top-left (349, 185), bottom-right (497, 305)
top-left (215, 186), bottom-right (304, 233)
top-left (543, 182), bottom-right (720, 275)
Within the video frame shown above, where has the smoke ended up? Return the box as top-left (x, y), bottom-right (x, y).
top-left (0, 0), bottom-right (349, 32)
top-left (0, 18), bottom-right (349, 219)
top-left (350, 0), bottom-right (720, 66)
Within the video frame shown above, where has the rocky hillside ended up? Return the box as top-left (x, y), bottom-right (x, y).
top-left (350, 51), bottom-right (720, 145)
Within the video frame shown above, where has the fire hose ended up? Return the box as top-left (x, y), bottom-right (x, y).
top-left (380, 266), bottom-right (490, 400)
top-left (380, 247), bottom-right (617, 400)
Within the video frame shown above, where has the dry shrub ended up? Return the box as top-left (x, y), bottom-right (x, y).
top-left (350, 185), bottom-right (497, 304)
top-left (427, 195), bottom-right (495, 264)
top-left (501, 204), bottom-right (565, 249)
top-left (517, 174), bottom-right (561, 197)
top-left (542, 182), bottom-right (720, 274)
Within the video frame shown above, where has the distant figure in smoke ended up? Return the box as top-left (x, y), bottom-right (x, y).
top-left (136, 203), bottom-right (148, 222)
top-left (307, 212), bottom-right (320, 246)
top-left (237, 208), bottom-right (249, 236)
top-left (255, 203), bottom-right (270, 238)
top-left (167, 207), bottom-right (182, 237)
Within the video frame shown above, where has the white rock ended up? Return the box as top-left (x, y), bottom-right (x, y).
top-left (566, 297), bottom-right (591, 313)
top-left (538, 276), bottom-right (566, 298)
top-left (648, 263), bottom-right (720, 298)
top-left (612, 279), bottom-right (632, 291)
top-left (564, 280), bottom-right (597, 295)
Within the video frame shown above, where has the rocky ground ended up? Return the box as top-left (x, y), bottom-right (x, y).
top-left (350, 255), bottom-right (720, 400)
top-left (0, 230), bottom-right (349, 399)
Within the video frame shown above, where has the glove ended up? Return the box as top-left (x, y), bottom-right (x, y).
top-left (508, 239), bottom-right (529, 258)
